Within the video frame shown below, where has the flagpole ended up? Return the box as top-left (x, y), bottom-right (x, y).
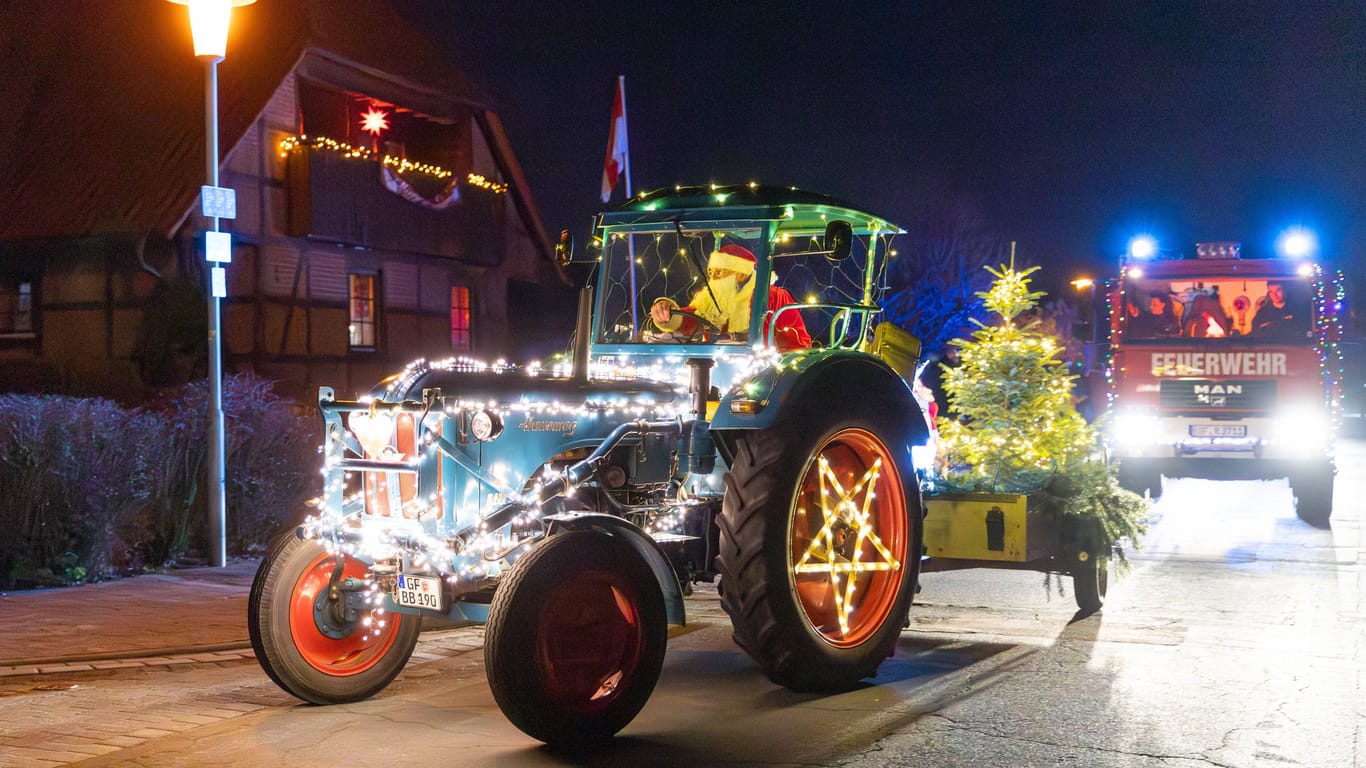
top-left (619, 75), bottom-right (632, 198)
top-left (617, 75), bottom-right (639, 334)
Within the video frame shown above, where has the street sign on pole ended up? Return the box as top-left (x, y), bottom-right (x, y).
top-left (205, 230), bottom-right (232, 263)
top-left (201, 185), bottom-right (237, 220)
top-left (211, 266), bottom-right (227, 298)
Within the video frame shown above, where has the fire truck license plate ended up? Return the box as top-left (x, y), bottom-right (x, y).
top-left (1190, 425), bottom-right (1246, 438)
top-left (394, 574), bottom-right (443, 611)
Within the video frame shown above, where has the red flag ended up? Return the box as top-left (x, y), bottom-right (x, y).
top-left (601, 77), bottom-right (630, 203)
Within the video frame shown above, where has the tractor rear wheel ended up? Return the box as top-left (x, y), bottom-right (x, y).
top-left (718, 400), bottom-right (920, 692)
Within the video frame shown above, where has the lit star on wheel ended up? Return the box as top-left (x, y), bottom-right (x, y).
top-left (360, 107), bottom-right (390, 136)
top-left (793, 455), bottom-right (901, 637)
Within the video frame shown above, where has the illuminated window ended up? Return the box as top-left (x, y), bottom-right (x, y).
top-left (349, 273), bottom-right (377, 349)
top-left (0, 279), bottom-right (33, 335)
top-left (450, 285), bottom-right (472, 352)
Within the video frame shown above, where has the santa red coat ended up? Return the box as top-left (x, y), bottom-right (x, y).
top-left (673, 284), bottom-right (812, 352)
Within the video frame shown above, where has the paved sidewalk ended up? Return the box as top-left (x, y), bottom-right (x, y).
top-left (0, 558), bottom-right (260, 675)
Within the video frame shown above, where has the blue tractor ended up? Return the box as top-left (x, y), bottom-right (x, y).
top-left (249, 185), bottom-right (933, 746)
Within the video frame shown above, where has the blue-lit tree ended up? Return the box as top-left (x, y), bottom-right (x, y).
top-left (883, 197), bottom-right (1010, 356)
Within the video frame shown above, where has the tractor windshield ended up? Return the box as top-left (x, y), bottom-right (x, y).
top-left (595, 225), bottom-right (887, 348)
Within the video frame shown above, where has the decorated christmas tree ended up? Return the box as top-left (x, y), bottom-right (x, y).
top-left (936, 258), bottom-right (1148, 548)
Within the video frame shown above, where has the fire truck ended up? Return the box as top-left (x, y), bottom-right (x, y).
top-left (1096, 234), bottom-right (1343, 525)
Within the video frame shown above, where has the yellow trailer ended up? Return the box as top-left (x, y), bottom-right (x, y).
top-left (920, 492), bottom-right (1110, 613)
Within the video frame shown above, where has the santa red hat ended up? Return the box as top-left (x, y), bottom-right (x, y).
top-left (708, 244), bottom-right (757, 275)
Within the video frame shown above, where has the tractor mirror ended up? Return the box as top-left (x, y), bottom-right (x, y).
top-left (554, 230), bottom-right (575, 267)
top-left (824, 220), bottom-right (853, 262)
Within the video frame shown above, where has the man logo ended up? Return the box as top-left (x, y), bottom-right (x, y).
top-left (1194, 383), bottom-right (1241, 406)
top-left (1193, 384), bottom-right (1243, 395)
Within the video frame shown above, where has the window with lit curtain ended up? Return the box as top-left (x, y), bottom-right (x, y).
top-left (450, 285), bottom-right (472, 352)
top-left (349, 274), bottom-right (377, 349)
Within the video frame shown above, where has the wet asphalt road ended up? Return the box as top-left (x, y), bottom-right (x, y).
top-left (3, 439), bottom-right (1362, 768)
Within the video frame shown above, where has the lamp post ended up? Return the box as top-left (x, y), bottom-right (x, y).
top-left (1070, 277), bottom-right (1100, 375)
top-left (169, 0), bottom-right (255, 567)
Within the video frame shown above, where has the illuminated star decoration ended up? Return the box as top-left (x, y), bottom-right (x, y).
top-left (792, 455), bottom-right (901, 637)
top-left (360, 106), bottom-right (390, 136)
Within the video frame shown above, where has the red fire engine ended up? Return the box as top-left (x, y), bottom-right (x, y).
top-left (1095, 234), bottom-right (1343, 525)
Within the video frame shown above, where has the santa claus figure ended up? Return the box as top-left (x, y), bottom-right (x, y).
top-left (650, 244), bottom-right (811, 351)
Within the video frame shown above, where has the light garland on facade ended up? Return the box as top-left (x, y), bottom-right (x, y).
top-left (278, 135), bottom-right (508, 194)
top-left (465, 173), bottom-right (508, 194)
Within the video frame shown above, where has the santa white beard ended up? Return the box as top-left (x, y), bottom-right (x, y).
top-left (691, 275), bottom-right (755, 334)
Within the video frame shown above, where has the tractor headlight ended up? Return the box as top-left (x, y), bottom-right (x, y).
top-left (470, 410), bottom-right (504, 442)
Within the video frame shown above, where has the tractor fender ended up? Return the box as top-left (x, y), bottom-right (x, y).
top-left (711, 348), bottom-right (929, 460)
top-left (542, 512), bottom-right (687, 626)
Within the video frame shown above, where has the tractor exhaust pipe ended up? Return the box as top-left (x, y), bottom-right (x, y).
top-left (572, 285), bottom-right (593, 382)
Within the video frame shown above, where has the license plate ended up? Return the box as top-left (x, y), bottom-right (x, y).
top-left (1190, 424), bottom-right (1246, 438)
top-left (394, 573), bottom-right (443, 611)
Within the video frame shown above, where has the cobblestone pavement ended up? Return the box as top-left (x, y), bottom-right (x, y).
top-left (0, 624), bottom-right (491, 767)
top-left (0, 559), bottom-right (261, 675)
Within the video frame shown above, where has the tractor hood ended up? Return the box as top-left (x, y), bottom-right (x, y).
top-left (368, 359), bottom-right (687, 414)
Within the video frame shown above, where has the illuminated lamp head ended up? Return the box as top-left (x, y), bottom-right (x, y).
top-left (1277, 227), bottom-right (1317, 259)
top-left (1128, 235), bottom-right (1158, 260)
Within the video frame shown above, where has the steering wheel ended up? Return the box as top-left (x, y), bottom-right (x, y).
top-left (669, 307), bottom-right (722, 341)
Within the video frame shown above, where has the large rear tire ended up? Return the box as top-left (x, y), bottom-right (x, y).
top-left (485, 530), bottom-right (668, 748)
top-left (248, 533), bottom-right (420, 704)
top-left (717, 400), bottom-right (920, 693)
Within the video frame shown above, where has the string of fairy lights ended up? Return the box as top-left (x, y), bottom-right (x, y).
top-left (1312, 265), bottom-right (1348, 426)
top-left (278, 135), bottom-right (508, 193)
top-left (299, 348), bottom-right (785, 589)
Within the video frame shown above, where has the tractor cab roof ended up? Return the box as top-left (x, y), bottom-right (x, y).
top-left (596, 184), bottom-right (903, 239)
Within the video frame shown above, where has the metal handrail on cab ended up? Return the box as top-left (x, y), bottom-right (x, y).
top-left (765, 302), bottom-right (880, 349)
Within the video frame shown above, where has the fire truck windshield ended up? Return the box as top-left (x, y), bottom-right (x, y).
top-left (1122, 276), bottom-right (1313, 343)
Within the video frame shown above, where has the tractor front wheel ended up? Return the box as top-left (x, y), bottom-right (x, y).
top-left (248, 533), bottom-right (420, 704)
top-left (485, 530), bottom-right (668, 748)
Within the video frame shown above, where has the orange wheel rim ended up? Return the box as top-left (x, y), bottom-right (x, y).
top-left (288, 552), bottom-right (403, 675)
top-left (789, 428), bottom-right (907, 647)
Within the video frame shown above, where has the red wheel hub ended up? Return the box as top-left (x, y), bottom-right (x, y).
top-left (533, 569), bottom-right (645, 713)
top-left (288, 553), bottom-right (404, 675)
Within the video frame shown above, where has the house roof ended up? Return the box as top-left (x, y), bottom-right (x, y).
top-left (0, 0), bottom-right (558, 272)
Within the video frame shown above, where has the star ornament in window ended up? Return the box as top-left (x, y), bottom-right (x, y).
top-left (792, 455), bottom-right (902, 637)
top-left (360, 107), bottom-right (390, 136)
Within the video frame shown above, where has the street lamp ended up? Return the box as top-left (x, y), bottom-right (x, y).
top-left (1070, 276), bottom-right (1101, 375)
top-left (169, 0), bottom-right (255, 567)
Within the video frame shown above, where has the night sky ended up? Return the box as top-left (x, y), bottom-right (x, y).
top-left (399, 2), bottom-right (1365, 291)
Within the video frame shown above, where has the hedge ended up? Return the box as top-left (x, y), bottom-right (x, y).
top-left (0, 372), bottom-right (319, 588)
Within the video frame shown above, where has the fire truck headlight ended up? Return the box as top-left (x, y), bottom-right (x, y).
top-left (1272, 405), bottom-right (1332, 456)
top-left (1110, 409), bottom-right (1164, 447)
